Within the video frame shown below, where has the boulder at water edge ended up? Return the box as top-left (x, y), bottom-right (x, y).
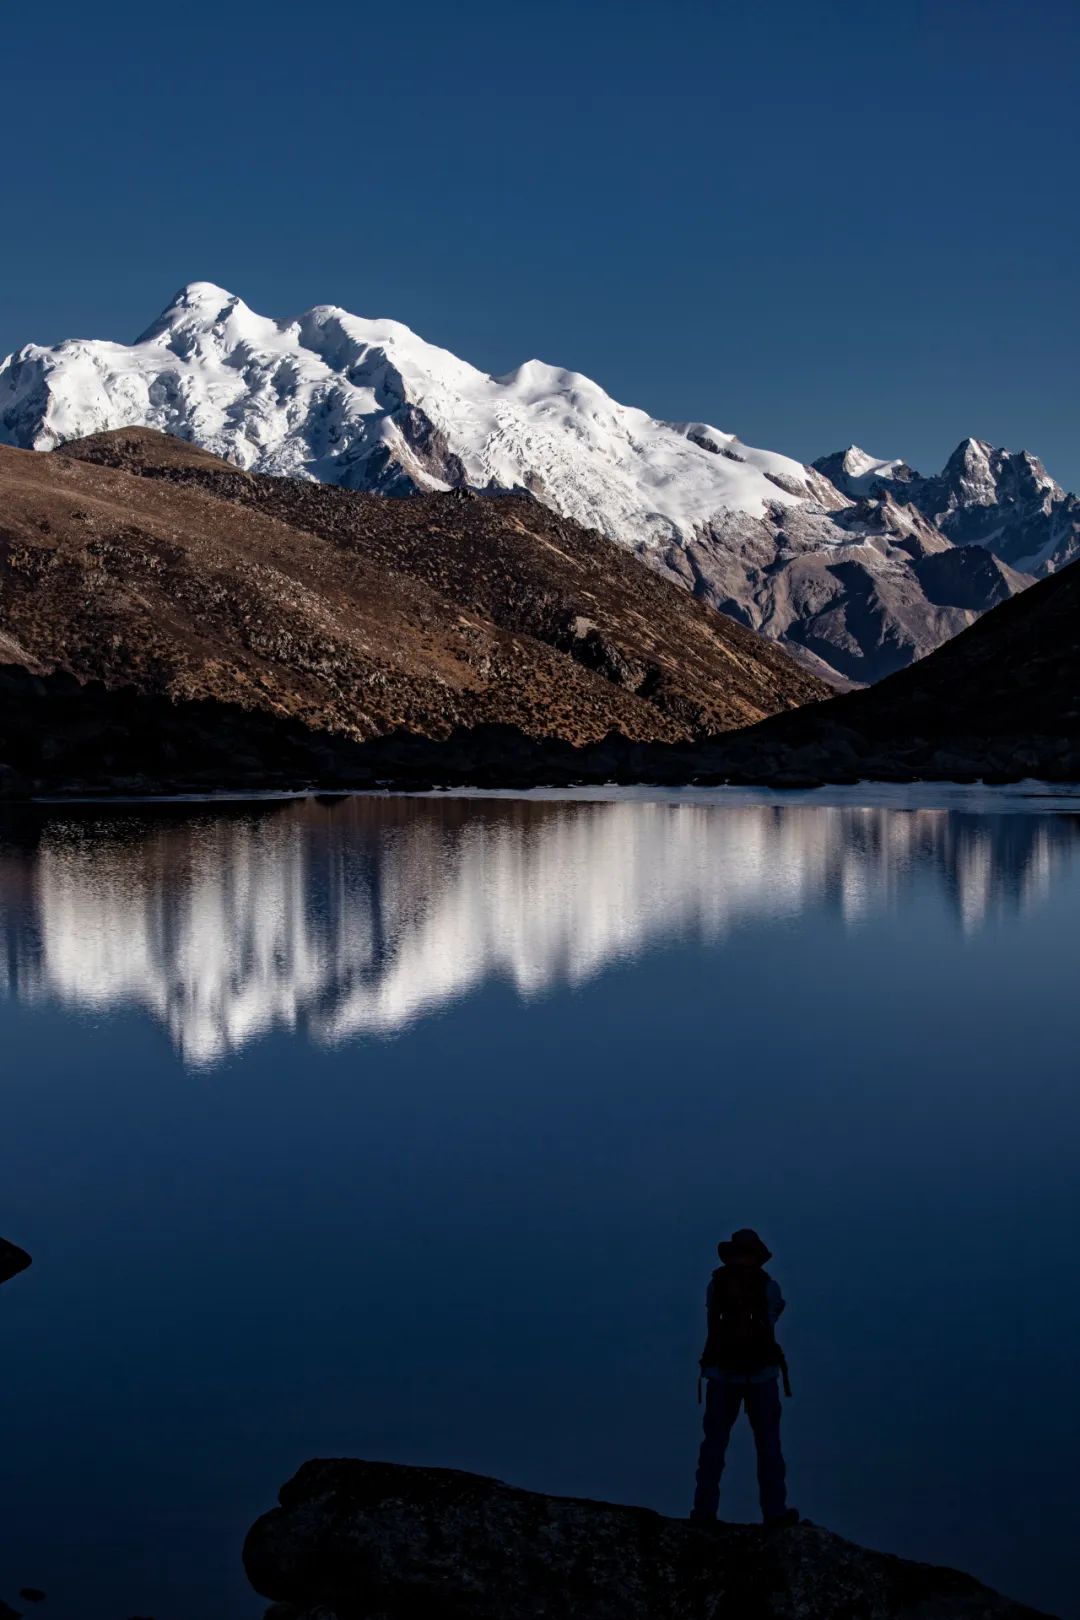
top-left (243, 1459), bottom-right (1054, 1620)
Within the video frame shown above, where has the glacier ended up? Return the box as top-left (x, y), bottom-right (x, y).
top-left (0, 281), bottom-right (835, 542)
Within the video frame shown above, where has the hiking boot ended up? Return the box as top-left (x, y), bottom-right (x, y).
top-left (763, 1507), bottom-right (800, 1530)
top-left (689, 1509), bottom-right (726, 1528)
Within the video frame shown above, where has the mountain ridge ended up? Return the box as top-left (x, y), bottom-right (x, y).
top-left (814, 438), bottom-right (1080, 576)
top-left (0, 428), bottom-right (826, 797)
top-left (1, 415), bottom-right (1077, 795)
top-left (4, 283), bottom-right (1076, 684)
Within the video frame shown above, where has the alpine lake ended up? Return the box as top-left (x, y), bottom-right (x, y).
top-left (2, 785), bottom-right (1078, 1620)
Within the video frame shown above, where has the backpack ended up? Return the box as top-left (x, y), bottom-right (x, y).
top-left (700, 1265), bottom-right (780, 1375)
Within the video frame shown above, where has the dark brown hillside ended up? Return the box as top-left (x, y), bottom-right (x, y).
top-left (56, 428), bottom-right (827, 733)
top-left (0, 432), bottom-right (826, 794)
top-left (702, 549), bottom-right (1080, 782)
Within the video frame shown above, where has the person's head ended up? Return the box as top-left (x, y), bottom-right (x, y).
top-left (717, 1228), bottom-right (771, 1268)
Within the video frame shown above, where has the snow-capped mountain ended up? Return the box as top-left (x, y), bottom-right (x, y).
top-left (1, 282), bottom-right (1072, 683)
top-left (814, 446), bottom-right (920, 499)
top-left (0, 281), bottom-right (840, 528)
top-left (815, 439), bottom-right (1080, 576)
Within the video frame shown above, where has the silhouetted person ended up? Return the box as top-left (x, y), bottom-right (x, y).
top-left (691, 1227), bottom-right (798, 1527)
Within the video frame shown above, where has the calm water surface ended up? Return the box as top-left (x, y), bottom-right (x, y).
top-left (2, 788), bottom-right (1079, 1619)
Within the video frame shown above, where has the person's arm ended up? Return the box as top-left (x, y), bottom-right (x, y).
top-left (699, 1278), bottom-right (714, 1370)
top-left (765, 1277), bottom-right (785, 1324)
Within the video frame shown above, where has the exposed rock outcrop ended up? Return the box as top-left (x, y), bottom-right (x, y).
top-left (243, 1459), bottom-right (1053, 1620)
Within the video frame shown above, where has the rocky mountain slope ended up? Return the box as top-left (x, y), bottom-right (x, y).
top-left (2, 423), bottom-right (1077, 794)
top-left (3, 283), bottom-right (1072, 684)
top-left (699, 552), bottom-right (1080, 785)
top-left (0, 430), bottom-right (825, 795)
top-left (243, 1458), bottom-right (1053, 1619)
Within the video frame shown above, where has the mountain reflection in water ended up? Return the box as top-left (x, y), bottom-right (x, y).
top-left (1, 795), bottom-right (1078, 1067)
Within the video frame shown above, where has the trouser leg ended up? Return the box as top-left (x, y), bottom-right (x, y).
top-left (692, 1379), bottom-right (742, 1518)
top-left (746, 1377), bottom-right (787, 1521)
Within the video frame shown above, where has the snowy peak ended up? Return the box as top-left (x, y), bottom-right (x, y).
top-left (913, 439), bottom-right (1073, 572)
top-left (136, 279), bottom-right (255, 343)
top-left (842, 445), bottom-right (893, 478)
top-left (938, 437), bottom-right (1003, 509)
top-left (939, 437), bottom-right (1060, 504)
top-left (812, 445), bottom-right (916, 498)
top-left (496, 356), bottom-right (604, 398)
top-left (944, 434), bottom-right (992, 469)
top-left (841, 445), bottom-right (904, 482)
top-left (0, 281), bottom-right (832, 532)
top-left (815, 437), bottom-right (1078, 576)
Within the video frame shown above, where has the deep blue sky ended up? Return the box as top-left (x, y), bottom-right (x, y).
top-left (3, 0), bottom-right (1078, 484)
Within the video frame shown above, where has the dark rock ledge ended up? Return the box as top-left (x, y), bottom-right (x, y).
top-left (243, 1459), bottom-right (1054, 1620)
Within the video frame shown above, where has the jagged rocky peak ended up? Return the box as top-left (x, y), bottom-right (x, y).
top-left (814, 437), bottom-right (1080, 577)
top-left (814, 436), bottom-right (1060, 508)
top-left (936, 437), bottom-right (1061, 514)
top-left (942, 434), bottom-right (996, 489)
top-left (242, 1458), bottom-right (1052, 1620)
top-left (924, 437), bottom-right (1052, 516)
top-left (914, 440), bottom-right (1077, 572)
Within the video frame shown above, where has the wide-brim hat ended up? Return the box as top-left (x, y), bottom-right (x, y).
top-left (717, 1228), bottom-right (772, 1265)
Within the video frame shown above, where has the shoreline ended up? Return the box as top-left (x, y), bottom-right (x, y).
top-left (8, 776), bottom-right (1080, 814)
